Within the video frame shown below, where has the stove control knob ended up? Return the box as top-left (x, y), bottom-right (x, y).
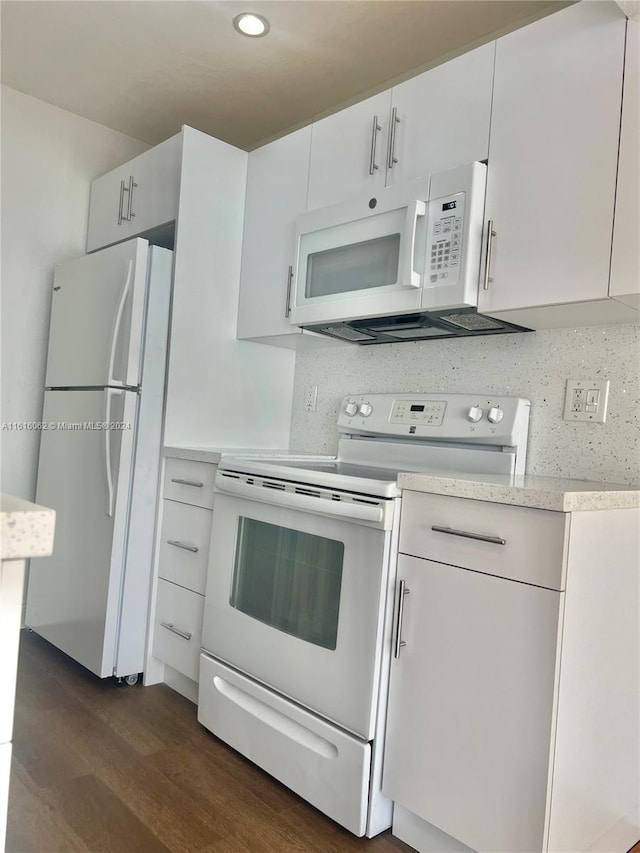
top-left (487, 407), bottom-right (504, 424)
top-left (358, 403), bottom-right (373, 418)
top-left (344, 401), bottom-right (358, 417)
top-left (467, 405), bottom-right (483, 423)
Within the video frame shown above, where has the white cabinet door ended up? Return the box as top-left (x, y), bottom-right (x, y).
top-left (87, 133), bottom-right (181, 253)
top-left (126, 133), bottom-right (182, 238)
top-left (383, 554), bottom-right (562, 853)
top-left (478, 2), bottom-right (626, 316)
top-left (307, 91), bottom-right (391, 210)
top-left (386, 43), bottom-right (494, 187)
top-left (610, 18), bottom-right (639, 309)
top-left (237, 127), bottom-right (311, 340)
top-left (87, 161), bottom-right (137, 252)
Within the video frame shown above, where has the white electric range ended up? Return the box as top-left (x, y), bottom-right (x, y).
top-left (197, 392), bottom-right (531, 837)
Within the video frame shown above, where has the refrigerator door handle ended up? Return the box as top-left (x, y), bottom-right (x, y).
top-left (104, 389), bottom-right (122, 517)
top-left (107, 260), bottom-right (133, 388)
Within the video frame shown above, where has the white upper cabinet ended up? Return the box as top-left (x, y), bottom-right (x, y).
top-left (87, 133), bottom-right (182, 252)
top-left (478, 2), bottom-right (637, 327)
top-left (609, 17), bottom-right (639, 309)
top-left (307, 91), bottom-right (391, 211)
top-left (385, 43), bottom-right (494, 187)
top-left (237, 127), bottom-right (311, 341)
top-left (306, 43), bottom-right (494, 212)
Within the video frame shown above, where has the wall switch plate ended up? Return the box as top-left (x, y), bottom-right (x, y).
top-left (304, 384), bottom-right (318, 412)
top-left (563, 379), bottom-right (609, 423)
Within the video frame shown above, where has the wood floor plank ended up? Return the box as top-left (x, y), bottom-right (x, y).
top-left (40, 774), bottom-right (171, 853)
top-left (6, 758), bottom-right (90, 853)
top-left (37, 700), bottom-right (222, 852)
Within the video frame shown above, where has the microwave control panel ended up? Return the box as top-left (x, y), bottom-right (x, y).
top-left (426, 191), bottom-right (465, 287)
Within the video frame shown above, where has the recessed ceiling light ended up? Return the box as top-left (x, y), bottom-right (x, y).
top-left (233, 12), bottom-right (270, 38)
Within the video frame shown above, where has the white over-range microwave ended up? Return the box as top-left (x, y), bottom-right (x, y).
top-left (289, 162), bottom-right (529, 344)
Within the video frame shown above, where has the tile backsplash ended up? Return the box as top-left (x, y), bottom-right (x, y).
top-left (290, 323), bottom-right (640, 484)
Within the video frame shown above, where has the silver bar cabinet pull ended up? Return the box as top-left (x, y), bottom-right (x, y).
top-left (167, 540), bottom-right (199, 553)
top-left (431, 525), bottom-right (506, 546)
top-left (369, 115), bottom-right (382, 175)
top-left (170, 478), bottom-right (204, 488)
top-left (483, 220), bottom-right (497, 290)
top-left (161, 622), bottom-right (192, 641)
top-left (284, 264), bottom-right (293, 318)
top-left (387, 107), bottom-right (400, 169)
top-left (127, 175), bottom-right (138, 220)
top-left (118, 179), bottom-right (127, 225)
top-left (394, 580), bottom-right (410, 658)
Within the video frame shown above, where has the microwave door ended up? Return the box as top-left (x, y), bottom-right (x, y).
top-left (291, 180), bottom-right (430, 326)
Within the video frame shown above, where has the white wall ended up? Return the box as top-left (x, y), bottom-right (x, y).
top-left (290, 323), bottom-right (640, 484)
top-left (0, 86), bottom-right (149, 500)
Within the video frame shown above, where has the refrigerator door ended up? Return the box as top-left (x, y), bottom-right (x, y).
top-left (45, 239), bottom-right (150, 390)
top-left (27, 388), bottom-right (139, 678)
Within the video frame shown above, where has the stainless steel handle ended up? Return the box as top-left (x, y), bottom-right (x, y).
top-left (118, 180), bottom-right (127, 225)
top-left (483, 220), bottom-right (496, 291)
top-left (170, 478), bottom-right (204, 488)
top-left (394, 580), bottom-right (410, 658)
top-left (369, 115), bottom-right (382, 175)
top-left (284, 264), bottom-right (293, 319)
top-left (431, 525), bottom-right (506, 546)
top-left (167, 540), bottom-right (199, 553)
top-left (127, 175), bottom-right (137, 220)
top-left (160, 622), bottom-right (192, 641)
top-left (387, 106), bottom-right (400, 169)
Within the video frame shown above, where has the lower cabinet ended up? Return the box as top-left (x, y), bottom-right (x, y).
top-left (153, 579), bottom-right (205, 682)
top-left (150, 456), bottom-right (216, 699)
top-left (384, 491), bottom-right (639, 853)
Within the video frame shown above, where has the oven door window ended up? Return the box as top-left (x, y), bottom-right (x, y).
top-left (230, 517), bottom-right (344, 651)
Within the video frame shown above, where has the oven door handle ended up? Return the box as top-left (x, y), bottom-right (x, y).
top-left (214, 472), bottom-right (391, 529)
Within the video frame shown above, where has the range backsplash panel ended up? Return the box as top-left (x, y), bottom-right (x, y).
top-left (290, 323), bottom-right (640, 484)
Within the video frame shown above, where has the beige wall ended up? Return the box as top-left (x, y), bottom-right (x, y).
top-left (1, 86), bottom-right (149, 499)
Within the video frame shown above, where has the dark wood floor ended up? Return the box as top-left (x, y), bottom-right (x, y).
top-left (7, 631), bottom-right (414, 853)
top-left (8, 632), bottom-right (640, 853)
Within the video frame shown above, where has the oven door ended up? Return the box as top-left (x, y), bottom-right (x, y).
top-left (201, 471), bottom-right (395, 740)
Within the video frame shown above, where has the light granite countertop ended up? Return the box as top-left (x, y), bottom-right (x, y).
top-left (1, 494), bottom-right (56, 560)
top-left (397, 472), bottom-right (640, 512)
top-left (163, 445), bottom-right (293, 464)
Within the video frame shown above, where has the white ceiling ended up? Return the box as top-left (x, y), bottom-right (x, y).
top-left (1, 0), bottom-right (572, 151)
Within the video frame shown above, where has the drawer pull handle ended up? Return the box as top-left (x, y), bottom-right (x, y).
top-left (160, 622), bottom-right (192, 641)
top-left (167, 539), bottom-right (199, 553)
top-left (431, 525), bottom-right (506, 546)
top-left (171, 478), bottom-right (204, 488)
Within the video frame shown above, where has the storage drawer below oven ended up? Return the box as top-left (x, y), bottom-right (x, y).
top-left (198, 654), bottom-right (371, 836)
top-left (153, 580), bottom-right (204, 682)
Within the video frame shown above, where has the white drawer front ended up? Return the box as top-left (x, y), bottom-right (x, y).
top-left (158, 499), bottom-right (212, 594)
top-left (400, 491), bottom-right (568, 589)
top-left (198, 654), bottom-right (371, 837)
top-left (153, 580), bottom-right (204, 681)
top-left (163, 458), bottom-right (216, 508)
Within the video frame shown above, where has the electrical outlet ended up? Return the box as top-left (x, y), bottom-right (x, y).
top-left (304, 384), bottom-right (318, 412)
top-left (563, 379), bottom-right (609, 423)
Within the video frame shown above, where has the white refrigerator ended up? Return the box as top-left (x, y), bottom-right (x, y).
top-left (26, 238), bottom-right (173, 682)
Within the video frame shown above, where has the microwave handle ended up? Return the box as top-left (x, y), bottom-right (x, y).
top-left (400, 200), bottom-right (427, 288)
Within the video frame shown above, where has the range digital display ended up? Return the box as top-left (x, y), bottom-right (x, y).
top-left (410, 405), bottom-right (425, 412)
